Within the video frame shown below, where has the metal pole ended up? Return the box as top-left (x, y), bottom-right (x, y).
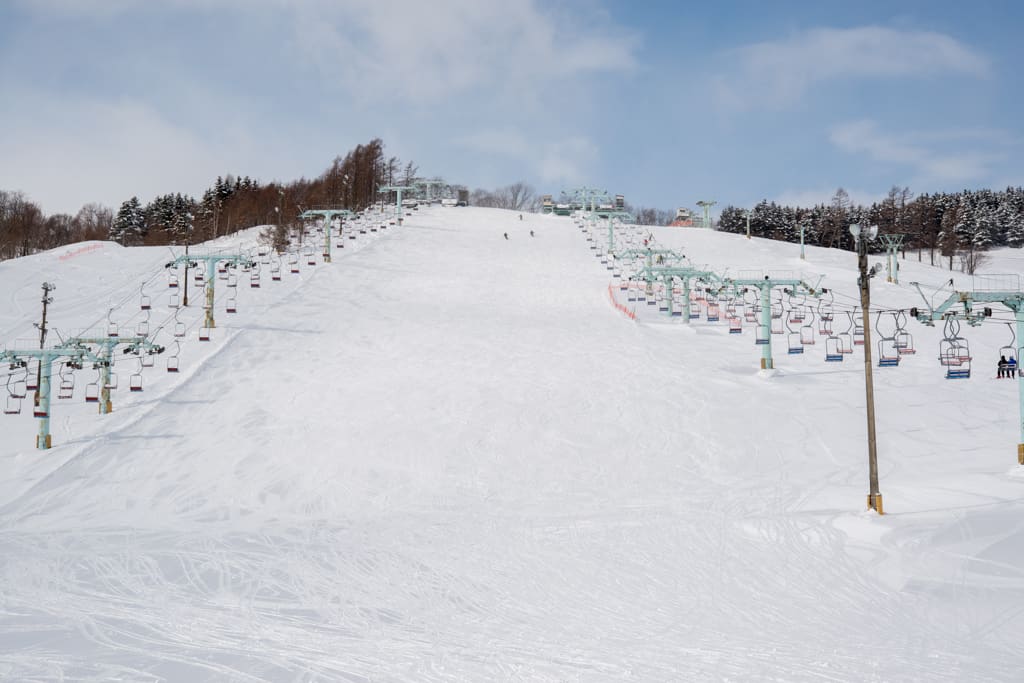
top-left (36, 355), bottom-right (52, 449)
top-left (205, 259), bottom-right (216, 329)
top-left (857, 236), bottom-right (883, 513)
top-left (34, 283), bottom-right (53, 406)
top-left (682, 278), bottom-right (691, 325)
top-left (396, 189), bottom-right (403, 226)
top-left (759, 284), bottom-right (773, 370)
top-left (665, 276), bottom-right (675, 317)
top-left (1017, 307), bottom-right (1024, 465)
top-left (183, 243), bottom-right (190, 306)
top-left (800, 224), bottom-right (806, 259)
top-left (746, 211), bottom-right (751, 239)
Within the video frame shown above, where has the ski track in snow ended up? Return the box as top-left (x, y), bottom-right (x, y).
top-left (0, 208), bottom-right (1023, 680)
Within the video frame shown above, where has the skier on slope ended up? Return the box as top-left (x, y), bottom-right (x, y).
top-left (504, 232), bottom-right (508, 240)
top-left (998, 355), bottom-right (1008, 378)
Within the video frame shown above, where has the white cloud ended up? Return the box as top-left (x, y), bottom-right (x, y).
top-left (712, 26), bottom-right (989, 110)
top-left (286, 0), bottom-right (638, 103)
top-left (0, 94), bottom-right (228, 214)
top-left (456, 128), bottom-right (598, 188)
top-left (829, 119), bottom-right (1007, 185)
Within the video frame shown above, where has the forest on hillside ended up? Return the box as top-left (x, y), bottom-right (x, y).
top-left (718, 186), bottom-right (1024, 273)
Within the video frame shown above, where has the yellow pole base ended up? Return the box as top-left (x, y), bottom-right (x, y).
top-left (37, 434), bottom-right (52, 449)
top-left (1018, 443), bottom-right (1024, 466)
top-left (867, 493), bottom-right (884, 515)
top-left (103, 400), bottom-right (112, 414)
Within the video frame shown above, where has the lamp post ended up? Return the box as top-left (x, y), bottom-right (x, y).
top-left (851, 223), bottom-right (883, 514)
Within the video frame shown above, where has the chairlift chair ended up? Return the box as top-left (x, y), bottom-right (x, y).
top-left (33, 404), bottom-right (47, 418)
top-left (136, 320), bottom-right (150, 337)
top-left (728, 316), bottom-right (742, 334)
top-left (104, 373), bottom-right (118, 390)
top-left (755, 325), bottom-right (770, 345)
top-left (3, 395), bottom-right (20, 415)
top-left (168, 273), bottom-right (179, 288)
top-left (824, 336), bottom-right (844, 362)
top-left (129, 373), bottom-right (143, 392)
top-left (169, 292), bottom-right (180, 308)
top-left (787, 332), bottom-right (804, 354)
top-left (877, 338), bottom-right (900, 367)
top-left (707, 303), bottom-right (720, 322)
top-left (26, 363), bottom-right (39, 391)
top-left (771, 316), bottom-right (784, 335)
top-left (141, 351), bottom-right (155, 368)
top-left (689, 302), bottom-right (701, 320)
top-left (107, 321), bottom-right (119, 337)
top-left (250, 273), bottom-right (261, 288)
top-left (894, 330), bottom-right (916, 355)
top-left (84, 380), bottom-right (99, 403)
top-left (226, 297), bottom-right (237, 314)
top-left (199, 326), bottom-right (212, 342)
top-left (227, 273), bottom-right (238, 288)
top-left (167, 355), bottom-right (180, 373)
top-left (140, 294), bottom-right (151, 311)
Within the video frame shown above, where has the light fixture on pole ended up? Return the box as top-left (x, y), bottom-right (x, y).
top-left (850, 223), bottom-right (883, 514)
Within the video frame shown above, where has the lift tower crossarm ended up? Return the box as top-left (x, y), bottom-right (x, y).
top-left (165, 252), bottom-right (254, 330)
top-left (300, 209), bottom-right (353, 263)
top-left (0, 345), bottom-right (88, 449)
top-left (909, 285), bottom-right (1024, 464)
top-left (378, 185), bottom-right (415, 226)
top-left (722, 275), bottom-right (823, 370)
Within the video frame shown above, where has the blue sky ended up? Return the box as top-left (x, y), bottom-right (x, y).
top-left (1, 0), bottom-right (1022, 215)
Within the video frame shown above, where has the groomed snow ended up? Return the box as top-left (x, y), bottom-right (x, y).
top-left (1, 207), bottom-right (1023, 680)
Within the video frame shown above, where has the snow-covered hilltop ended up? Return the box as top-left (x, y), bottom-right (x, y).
top-left (1, 206), bottom-right (1022, 680)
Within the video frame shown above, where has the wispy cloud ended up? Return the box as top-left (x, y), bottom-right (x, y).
top-left (286, 0), bottom-right (638, 103)
top-left (712, 26), bottom-right (990, 110)
top-left (456, 128), bottom-right (598, 187)
top-left (829, 119), bottom-right (1009, 186)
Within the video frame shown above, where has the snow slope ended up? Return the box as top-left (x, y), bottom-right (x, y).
top-left (1, 207), bottom-right (1023, 681)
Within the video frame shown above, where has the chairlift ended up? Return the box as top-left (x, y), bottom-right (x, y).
top-left (878, 338), bottom-right (900, 367)
top-left (999, 323), bottom-right (1018, 370)
top-left (787, 332), bottom-right (804, 354)
top-left (199, 326), bottom-right (212, 342)
top-left (104, 372), bottom-right (118, 390)
top-left (271, 263), bottom-right (282, 281)
top-left (853, 312), bottom-right (865, 346)
top-left (800, 308), bottom-right (816, 345)
top-left (140, 288), bottom-right (151, 311)
top-left (7, 365), bottom-right (27, 399)
top-left (755, 324), bottom-right (770, 345)
top-left (141, 350), bottom-right (155, 368)
top-left (25, 361), bottom-right (39, 391)
top-left (54, 365), bottom-right (73, 400)
top-left (770, 316), bottom-right (784, 335)
top-left (728, 316), bottom-right (742, 334)
top-left (227, 273), bottom-right (238, 288)
top-left (824, 336), bottom-right (844, 362)
top-left (136, 319), bottom-right (150, 338)
top-left (168, 272), bottom-right (179, 288)
top-left (167, 341), bottom-right (181, 373)
top-left (226, 297), bottom-right (237, 314)
top-left (169, 292), bottom-right (180, 308)
top-left (33, 403), bottom-right (47, 418)
top-left (250, 273), bottom-right (261, 288)
top-left (129, 371), bottom-right (143, 392)
top-left (3, 394), bottom-right (21, 415)
top-left (84, 374), bottom-right (99, 403)
top-left (707, 303), bottom-right (720, 322)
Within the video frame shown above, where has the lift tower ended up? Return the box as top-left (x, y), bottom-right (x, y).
top-left (721, 274), bottom-right (823, 370)
top-left (378, 185), bottom-right (415, 225)
top-left (911, 280), bottom-right (1024, 464)
top-left (165, 252), bottom-right (255, 331)
top-left (300, 209), bottom-right (352, 263)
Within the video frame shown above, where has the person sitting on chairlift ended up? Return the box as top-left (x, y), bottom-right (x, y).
top-left (1008, 356), bottom-right (1018, 378)
top-left (998, 355), bottom-right (1008, 378)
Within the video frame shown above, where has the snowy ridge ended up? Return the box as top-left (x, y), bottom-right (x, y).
top-left (0, 206), bottom-right (1022, 680)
